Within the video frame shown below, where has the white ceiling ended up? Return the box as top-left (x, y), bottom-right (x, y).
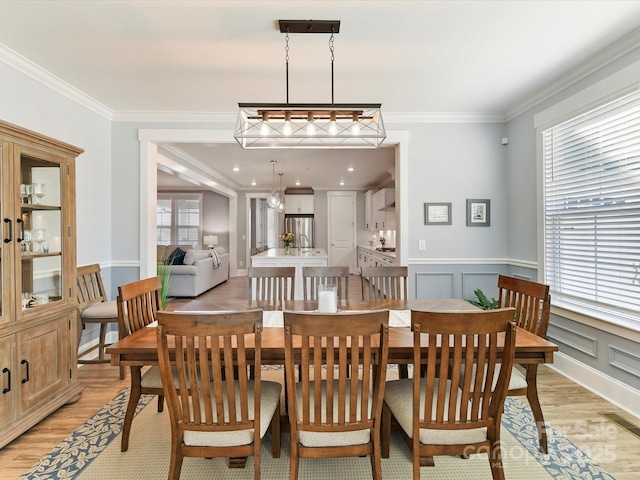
top-left (1, 1), bottom-right (639, 190)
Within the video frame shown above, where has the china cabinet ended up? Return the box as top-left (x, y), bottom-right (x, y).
top-left (0, 120), bottom-right (83, 448)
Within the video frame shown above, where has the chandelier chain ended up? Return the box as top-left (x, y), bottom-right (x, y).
top-left (285, 28), bottom-right (290, 104)
top-left (330, 28), bottom-right (335, 104)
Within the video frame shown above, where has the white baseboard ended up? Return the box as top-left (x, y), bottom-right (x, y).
top-left (549, 352), bottom-right (640, 419)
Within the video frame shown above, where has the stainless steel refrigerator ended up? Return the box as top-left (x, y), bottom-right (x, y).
top-left (284, 215), bottom-right (315, 248)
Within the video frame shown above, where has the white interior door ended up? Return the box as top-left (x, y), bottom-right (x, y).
top-left (327, 192), bottom-right (356, 272)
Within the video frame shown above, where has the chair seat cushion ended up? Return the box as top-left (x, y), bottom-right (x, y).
top-left (80, 300), bottom-right (118, 320)
top-left (461, 364), bottom-right (528, 391)
top-left (295, 380), bottom-right (372, 448)
top-left (384, 378), bottom-right (487, 446)
top-left (183, 380), bottom-right (281, 447)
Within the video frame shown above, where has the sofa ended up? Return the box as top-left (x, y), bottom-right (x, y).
top-left (157, 244), bottom-right (229, 297)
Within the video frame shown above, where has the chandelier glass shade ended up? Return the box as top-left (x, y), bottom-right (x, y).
top-left (235, 103), bottom-right (385, 149)
top-left (267, 160), bottom-right (281, 209)
top-left (234, 20), bottom-right (385, 149)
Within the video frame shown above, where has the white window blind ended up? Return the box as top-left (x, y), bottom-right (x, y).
top-left (542, 89), bottom-right (640, 320)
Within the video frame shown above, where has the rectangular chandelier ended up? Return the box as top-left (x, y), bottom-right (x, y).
top-left (234, 103), bottom-right (385, 149)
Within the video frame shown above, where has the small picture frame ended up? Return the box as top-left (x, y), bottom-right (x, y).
top-left (424, 203), bottom-right (452, 225)
top-left (466, 199), bottom-right (490, 226)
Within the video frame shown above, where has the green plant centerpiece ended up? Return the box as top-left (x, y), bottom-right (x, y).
top-left (157, 261), bottom-right (172, 310)
top-left (467, 288), bottom-right (498, 310)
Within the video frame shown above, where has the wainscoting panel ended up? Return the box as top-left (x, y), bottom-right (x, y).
top-left (609, 346), bottom-right (640, 380)
top-left (461, 271), bottom-right (500, 302)
top-left (414, 272), bottom-right (454, 298)
top-left (547, 322), bottom-right (598, 358)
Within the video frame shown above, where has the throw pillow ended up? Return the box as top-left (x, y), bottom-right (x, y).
top-left (164, 247), bottom-right (186, 265)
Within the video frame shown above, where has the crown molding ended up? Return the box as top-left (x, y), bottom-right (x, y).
top-left (384, 112), bottom-right (507, 123)
top-left (505, 27), bottom-right (640, 121)
top-left (0, 43), bottom-right (113, 120)
top-left (113, 111), bottom-right (236, 123)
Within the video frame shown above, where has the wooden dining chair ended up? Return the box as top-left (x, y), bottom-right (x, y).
top-left (382, 308), bottom-right (517, 480)
top-left (247, 266), bottom-right (295, 302)
top-left (283, 310), bottom-right (390, 480)
top-left (76, 263), bottom-right (124, 378)
top-left (156, 310), bottom-right (281, 480)
top-left (361, 265), bottom-right (409, 378)
top-left (498, 274), bottom-right (551, 453)
top-left (117, 276), bottom-right (164, 452)
top-left (361, 266), bottom-right (408, 301)
top-left (302, 265), bottom-right (349, 301)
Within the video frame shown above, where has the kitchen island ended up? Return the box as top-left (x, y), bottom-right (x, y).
top-left (250, 248), bottom-right (328, 300)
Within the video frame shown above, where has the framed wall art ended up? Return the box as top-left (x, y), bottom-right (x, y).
top-left (424, 202), bottom-right (452, 225)
top-left (466, 199), bottom-right (490, 226)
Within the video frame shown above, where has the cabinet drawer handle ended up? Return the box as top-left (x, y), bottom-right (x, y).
top-left (16, 218), bottom-right (24, 243)
top-left (21, 359), bottom-right (29, 384)
top-left (3, 218), bottom-right (11, 243)
top-left (2, 367), bottom-right (9, 393)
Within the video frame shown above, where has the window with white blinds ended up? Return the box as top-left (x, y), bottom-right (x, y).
top-left (156, 194), bottom-right (202, 248)
top-left (542, 89), bottom-right (640, 322)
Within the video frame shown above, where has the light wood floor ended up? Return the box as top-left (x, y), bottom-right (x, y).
top-left (2, 275), bottom-right (639, 479)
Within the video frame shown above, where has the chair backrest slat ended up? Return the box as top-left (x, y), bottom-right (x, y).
top-left (498, 275), bottom-right (551, 337)
top-left (302, 266), bottom-right (350, 300)
top-left (248, 266), bottom-right (295, 301)
top-left (361, 266), bottom-right (408, 300)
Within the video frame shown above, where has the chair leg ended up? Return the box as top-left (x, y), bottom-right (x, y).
top-left (289, 437), bottom-right (299, 480)
top-left (381, 402), bottom-right (391, 458)
top-left (157, 394), bottom-right (164, 413)
top-left (121, 366), bottom-right (142, 452)
top-left (98, 321), bottom-right (107, 361)
top-left (525, 365), bottom-right (548, 453)
top-left (271, 400), bottom-right (281, 458)
top-left (488, 422), bottom-right (505, 480)
top-left (397, 364), bottom-right (409, 379)
top-left (168, 442), bottom-right (183, 480)
top-left (371, 425), bottom-right (383, 480)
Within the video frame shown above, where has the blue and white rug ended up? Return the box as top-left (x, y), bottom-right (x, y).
top-left (20, 389), bottom-right (615, 479)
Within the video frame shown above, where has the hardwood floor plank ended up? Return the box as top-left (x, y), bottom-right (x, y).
top-left (1, 275), bottom-right (638, 479)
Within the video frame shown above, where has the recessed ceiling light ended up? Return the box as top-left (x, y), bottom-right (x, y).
top-left (251, 181), bottom-right (256, 186)
top-left (233, 167), bottom-right (240, 172)
top-left (295, 181), bottom-right (301, 186)
top-left (340, 181), bottom-right (345, 186)
top-left (347, 167), bottom-right (354, 172)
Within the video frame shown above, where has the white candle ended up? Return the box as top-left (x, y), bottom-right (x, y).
top-left (318, 287), bottom-right (337, 312)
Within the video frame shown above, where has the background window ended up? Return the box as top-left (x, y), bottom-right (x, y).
top-left (542, 89), bottom-right (640, 322)
top-left (157, 194), bottom-right (202, 248)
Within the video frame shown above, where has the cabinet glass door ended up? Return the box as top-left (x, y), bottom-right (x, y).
top-left (18, 151), bottom-right (63, 311)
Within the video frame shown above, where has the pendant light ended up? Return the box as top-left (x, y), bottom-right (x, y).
top-left (277, 173), bottom-right (286, 212)
top-left (234, 20), bottom-right (385, 149)
top-left (267, 160), bottom-right (280, 208)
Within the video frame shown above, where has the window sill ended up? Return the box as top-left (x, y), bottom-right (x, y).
top-left (551, 297), bottom-right (640, 342)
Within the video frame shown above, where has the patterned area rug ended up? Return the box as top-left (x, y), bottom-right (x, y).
top-left (20, 387), bottom-right (615, 479)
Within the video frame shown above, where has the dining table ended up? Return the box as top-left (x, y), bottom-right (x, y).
top-left (107, 297), bottom-right (558, 368)
top-left (106, 297), bottom-right (558, 468)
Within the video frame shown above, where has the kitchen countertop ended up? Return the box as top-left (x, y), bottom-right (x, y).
top-left (251, 248), bottom-right (328, 259)
top-left (358, 244), bottom-right (396, 260)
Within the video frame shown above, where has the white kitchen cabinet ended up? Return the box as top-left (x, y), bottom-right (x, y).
top-left (285, 194), bottom-right (314, 214)
top-left (364, 190), bottom-right (374, 231)
top-left (372, 188), bottom-right (396, 230)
